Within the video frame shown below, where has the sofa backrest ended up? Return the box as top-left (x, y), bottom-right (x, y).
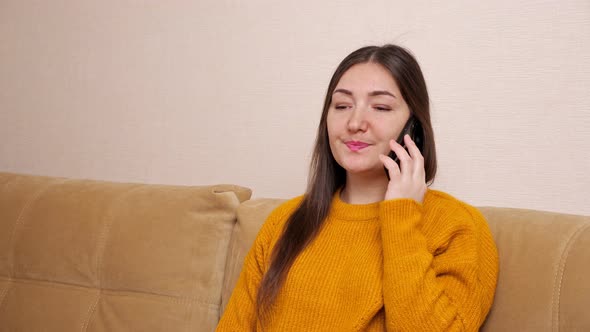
top-left (0, 172), bottom-right (251, 332)
top-left (224, 199), bottom-right (590, 331)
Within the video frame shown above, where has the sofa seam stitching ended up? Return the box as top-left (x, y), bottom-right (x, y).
top-left (0, 177), bottom-right (66, 316)
top-left (7, 178), bottom-right (68, 278)
top-left (551, 222), bottom-right (590, 332)
top-left (94, 184), bottom-right (144, 287)
top-left (80, 184), bottom-right (145, 331)
top-left (0, 278), bottom-right (219, 308)
top-left (81, 290), bottom-right (101, 332)
top-left (184, 296), bottom-right (194, 332)
top-left (0, 274), bottom-right (219, 307)
top-left (0, 280), bottom-right (12, 315)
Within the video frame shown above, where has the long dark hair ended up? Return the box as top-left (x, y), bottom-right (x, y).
top-left (256, 44), bottom-right (437, 317)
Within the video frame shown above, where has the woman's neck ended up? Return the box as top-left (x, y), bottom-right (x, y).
top-left (340, 171), bottom-right (389, 204)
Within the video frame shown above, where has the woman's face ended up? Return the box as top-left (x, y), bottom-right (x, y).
top-left (327, 62), bottom-right (411, 177)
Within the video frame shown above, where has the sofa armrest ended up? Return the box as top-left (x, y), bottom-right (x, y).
top-left (480, 207), bottom-right (590, 331)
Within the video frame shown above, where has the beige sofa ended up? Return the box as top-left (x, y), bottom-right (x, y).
top-left (0, 172), bottom-right (588, 331)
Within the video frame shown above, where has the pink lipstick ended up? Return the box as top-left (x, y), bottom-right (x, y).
top-left (345, 141), bottom-right (370, 151)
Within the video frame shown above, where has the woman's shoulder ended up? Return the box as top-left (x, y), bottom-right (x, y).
top-left (423, 189), bottom-right (487, 228)
top-left (256, 195), bottom-right (305, 240)
top-left (267, 195), bottom-right (304, 222)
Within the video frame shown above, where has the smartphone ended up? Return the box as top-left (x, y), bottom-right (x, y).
top-left (385, 116), bottom-right (424, 178)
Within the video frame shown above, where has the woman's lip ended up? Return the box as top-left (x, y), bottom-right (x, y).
top-left (345, 141), bottom-right (370, 151)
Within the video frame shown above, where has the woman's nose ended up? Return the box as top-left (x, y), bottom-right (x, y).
top-left (347, 106), bottom-right (368, 132)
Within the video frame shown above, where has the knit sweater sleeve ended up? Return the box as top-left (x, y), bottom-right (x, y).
top-left (216, 197), bottom-right (301, 332)
top-left (379, 191), bottom-right (498, 332)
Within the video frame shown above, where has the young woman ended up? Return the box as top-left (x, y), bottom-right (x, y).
top-left (217, 44), bottom-right (498, 331)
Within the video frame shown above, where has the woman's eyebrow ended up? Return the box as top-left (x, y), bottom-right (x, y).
top-left (333, 88), bottom-right (352, 96)
top-left (369, 90), bottom-right (396, 98)
top-left (333, 88), bottom-right (396, 99)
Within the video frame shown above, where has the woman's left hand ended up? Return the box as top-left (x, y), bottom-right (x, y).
top-left (379, 134), bottom-right (427, 203)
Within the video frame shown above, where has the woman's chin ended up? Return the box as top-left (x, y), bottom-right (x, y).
top-left (343, 164), bottom-right (385, 177)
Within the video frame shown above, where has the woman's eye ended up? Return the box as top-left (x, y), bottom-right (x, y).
top-left (334, 105), bottom-right (350, 110)
top-left (375, 106), bottom-right (392, 111)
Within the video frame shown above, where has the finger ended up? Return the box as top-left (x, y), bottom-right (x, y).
top-left (379, 154), bottom-right (400, 179)
top-left (403, 135), bottom-right (426, 179)
top-left (389, 138), bottom-right (411, 162)
top-left (404, 134), bottom-right (424, 160)
top-left (404, 135), bottom-right (424, 175)
top-left (389, 138), bottom-right (412, 172)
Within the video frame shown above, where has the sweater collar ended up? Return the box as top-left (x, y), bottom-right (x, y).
top-left (330, 188), bottom-right (433, 221)
top-left (330, 188), bottom-right (380, 221)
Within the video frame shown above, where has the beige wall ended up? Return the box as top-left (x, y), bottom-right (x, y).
top-left (1, 0), bottom-right (589, 215)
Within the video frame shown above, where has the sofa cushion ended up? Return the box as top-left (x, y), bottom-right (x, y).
top-left (0, 172), bottom-right (251, 332)
top-left (220, 198), bottom-right (284, 315)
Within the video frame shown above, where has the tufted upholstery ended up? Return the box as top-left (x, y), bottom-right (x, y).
top-left (0, 172), bottom-right (251, 332)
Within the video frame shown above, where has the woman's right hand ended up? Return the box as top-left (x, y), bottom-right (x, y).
top-left (379, 134), bottom-right (427, 204)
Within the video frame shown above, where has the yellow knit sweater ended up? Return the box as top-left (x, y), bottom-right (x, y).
top-left (217, 189), bottom-right (498, 331)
